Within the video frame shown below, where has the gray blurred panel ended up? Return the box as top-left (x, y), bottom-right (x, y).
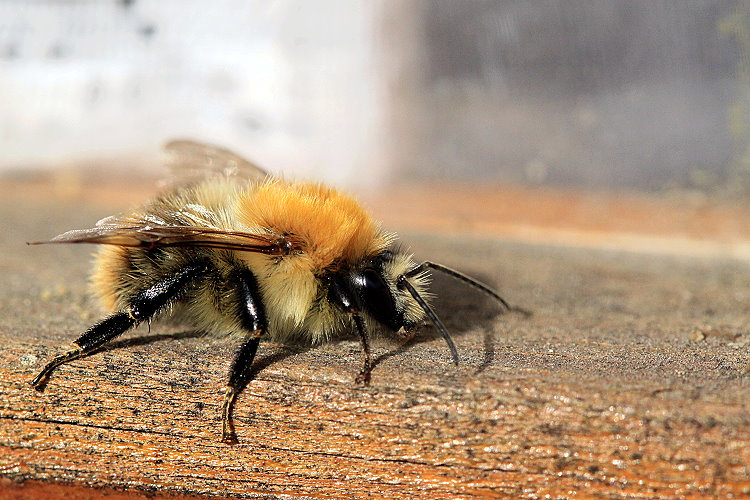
top-left (383, 0), bottom-right (742, 192)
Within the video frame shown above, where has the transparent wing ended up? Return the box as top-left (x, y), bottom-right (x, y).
top-left (164, 139), bottom-right (271, 184)
top-left (29, 216), bottom-right (291, 255)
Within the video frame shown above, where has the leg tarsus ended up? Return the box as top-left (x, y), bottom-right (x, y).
top-left (222, 335), bottom-right (262, 444)
top-left (352, 313), bottom-right (372, 385)
top-left (355, 361), bottom-right (372, 386)
top-left (30, 345), bottom-right (83, 391)
top-left (31, 312), bottom-right (136, 389)
top-left (221, 386), bottom-right (240, 445)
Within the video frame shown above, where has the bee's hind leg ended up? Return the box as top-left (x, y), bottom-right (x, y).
top-left (31, 313), bottom-right (136, 390)
top-left (31, 262), bottom-right (208, 391)
top-left (221, 270), bottom-right (267, 445)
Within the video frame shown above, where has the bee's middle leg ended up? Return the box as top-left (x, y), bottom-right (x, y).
top-left (222, 270), bottom-right (267, 445)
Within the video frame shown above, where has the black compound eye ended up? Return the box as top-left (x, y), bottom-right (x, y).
top-left (356, 268), bottom-right (401, 331)
top-left (362, 268), bottom-right (390, 307)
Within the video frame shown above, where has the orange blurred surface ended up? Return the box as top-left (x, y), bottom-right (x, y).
top-left (4, 175), bottom-right (749, 260)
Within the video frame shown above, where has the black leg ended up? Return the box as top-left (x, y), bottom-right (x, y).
top-left (221, 269), bottom-right (267, 444)
top-left (352, 313), bottom-right (372, 385)
top-left (31, 262), bottom-right (207, 391)
top-left (222, 335), bottom-right (261, 444)
top-left (128, 262), bottom-right (208, 321)
top-left (326, 275), bottom-right (374, 385)
top-left (31, 313), bottom-right (135, 390)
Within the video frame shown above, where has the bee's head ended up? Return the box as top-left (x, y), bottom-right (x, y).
top-left (327, 247), bottom-right (459, 363)
top-left (327, 248), bottom-right (430, 333)
top-left (327, 248), bottom-right (515, 366)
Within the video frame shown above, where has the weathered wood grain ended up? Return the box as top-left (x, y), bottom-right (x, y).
top-left (2, 187), bottom-right (750, 498)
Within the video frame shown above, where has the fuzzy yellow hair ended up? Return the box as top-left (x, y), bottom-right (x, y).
top-left (238, 180), bottom-right (392, 271)
top-left (90, 177), bottom-right (403, 343)
top-left (234, 180), bottom-right (394, 338)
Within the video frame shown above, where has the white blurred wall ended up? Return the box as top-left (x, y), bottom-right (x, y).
top-left (1, 1), bottom-right (745, 193)
top-left (0, 0), bottom-right (382, 188)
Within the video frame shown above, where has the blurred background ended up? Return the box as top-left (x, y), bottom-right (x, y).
top-left (0, 0), bottom-right (747, 193)
top-left (3, 0), bottom-right (750, 259)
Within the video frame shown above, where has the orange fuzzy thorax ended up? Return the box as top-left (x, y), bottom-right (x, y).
top-left (238, 180), bottom-right (390, 271)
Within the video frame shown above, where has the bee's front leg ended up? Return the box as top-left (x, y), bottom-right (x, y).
top-left (326, 276), bottom-right (373, 386)
top-left (352, 313), bottom-right (372, 386)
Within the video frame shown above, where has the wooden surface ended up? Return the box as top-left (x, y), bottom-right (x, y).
top-left (2, 180), bottom-right (750, 498)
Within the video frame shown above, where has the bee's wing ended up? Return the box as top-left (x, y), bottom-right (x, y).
top-left (30, 217), bottom-right (290, 255)
top-left (164, 139), bottom-right (271, 184)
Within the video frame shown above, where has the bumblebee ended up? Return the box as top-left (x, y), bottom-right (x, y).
top-left (30, 141), bottom-right (519, 443)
